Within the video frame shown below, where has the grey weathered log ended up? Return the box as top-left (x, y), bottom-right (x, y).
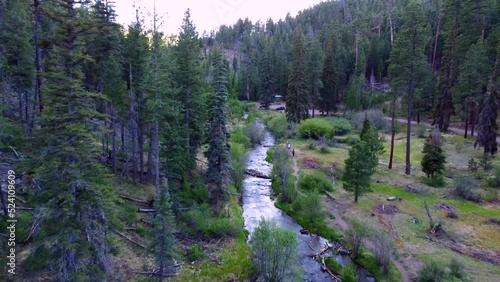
top-left (245, 169), bottom-right (271, 179)
top-left (119, 194), bottom-right (150, 204)
top-left (138, 208), bottom-right (156, 213)
top-left (113, 230), bottom-right (146, 248)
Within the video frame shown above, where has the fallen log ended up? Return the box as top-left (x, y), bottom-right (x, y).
top-left (325, 191), bottom-right (336, 201)
top-left (321, 257), bottom-right (342, 282)
top-left (300, 228), bottom-right (309, 234)
top-left (119, 194), bottom-right (150, 205)
top-left (245, 169), bottom-right (271, 179)
top-left (113, 230), bottom-right (145, 248)
top-left (310, 243), bottom-right (333, 259)
top-left (138, 208), bottom-right (155, 213)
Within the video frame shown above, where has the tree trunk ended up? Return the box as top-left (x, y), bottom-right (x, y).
top-left (464, 112), bottom-right (468, 139)
top-left (406, 43), bottom-right (415, 175)
top-left (470, 103), bottom-right (475, 136)
top-left (111, 105), bottom-right (117, 175)
top-left (246, 74), bottom-right (250, 101)
top-left (431, 15), bottom-right (440, 74)
top-left (34, 0), bottom-right (43, 114)
top-left (388, 97), bottom-right (396, 170)
top-left (354, 191), bottom-right (358, 203)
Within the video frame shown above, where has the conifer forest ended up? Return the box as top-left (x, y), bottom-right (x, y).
top-left (0, 0), bottom-right (499, 281)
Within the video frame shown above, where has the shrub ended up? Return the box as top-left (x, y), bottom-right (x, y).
top-left (328, 118), bottom-right (352, 135)
top-left (421, 141), bottom-right (446, 178)
top-left (231, 128), bottom-right (251, 148)
top-left (319, 144), bottom-right (331, 154)
top-left (298, 171), bottom-right (334, 193)
top-left (324, 257), bottom-right (342, 273)
top-left (336, 135), bottom-right (359, 145)
top-left (271, 147), bottom-right (294, 203)
top-left (479, 153), bottom-right (493, 171)
top-left (246, 120), bottom-right (264, 145)
top-left (448, 258), bottom-right (465, 279)
top-left (454, 174), bottom-right (482, 202)
top-left (0, 115), bottom-right (24, 151)
top-left (352, 110), bottom-right (390, 133)
top-left (483, 190), bottom-right (498, 202)
top-left (302, 192), bottom-right (324, 225)
top-left (416, 125), bottom-right (427, 138)
top-left (179, 204), bottom-right (240, 238)
top-left (250, 219), bottom-right (301, 281)
top-left (188, 244), bottom-right (205, 261)
top-left (417, 261), bottom-right (446, 282)
top-left (423, 174), bottom-right (446, 187)
top-left (341, 265), bottom-right (358, 282)
top-left (267, 115), bottom-right (289, 140)
top-left (487, 166), bottom-right (500, 188)
top-left (446, 210), bottom-right (459, 219)
top-left (372, 229), bottom-right (393, 275)
top-left (230, 142), bottom-right (247, 191)
top-left (297, 118), bottom-right (334, 139)
top-left (345, 220), bottom-right (369, 258)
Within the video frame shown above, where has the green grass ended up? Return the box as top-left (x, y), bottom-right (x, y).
top-left (354, 250), bottom-right (403, 282)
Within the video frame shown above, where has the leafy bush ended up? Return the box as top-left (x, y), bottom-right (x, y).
top-left (468, 158), bottom-right (479, 172)
top-left (328, 118), bottom-right (352, 135)
top-left (188, 244), bottom-right (205, 261)
top-left (487, 166), bottom-right (500, 188)
top-left (297, 119), bottom-right (334, 139)
top-left (230, 142), bottom-right (247, 191)
top-left (324, 257), bottom-right (342, 273)
top-left (230, 128), bottom-right (251, 148)
top-left (352, 110), bottom-right (390, 133)
top-left (345, 220), bottom-right (369, 258)
top-left (423, 174), bottom-right (446, 187)
top-left (298, 171), bottom-right (334, 193)
top-left (250, 219), bottom-right (301, 281)
top-left (421, 141), bottom-right (446, 178)
top-left (179, 204), bottom-right (240, 238)
top-left (336, 135), bottom-right (359, 145)
top-left (0, 116), bottom-right (24, 151)
top-left (483, 190), bottom-right (498, 202)
top-left (267, 115), bottom-right (289, 140)
top-left (319, 144), bottom-right (331, 154)
top-left (416, 125), bottom-right (427, 138)
top-left (228, 99), bottom-right (245, 119)
top-left (302, 192), bottom-right (324, 225)
top-left (448, 258), bottom-right (465, 279)
top-left (341, 265), bottom-right (358, 282)
top-left (416, 261), bottom-right (446, 282)
top-left (245, 120), bottom-right (263, 145)
top-left (454, 174), bottom-right (481, 202)
top-left (372, 229), bottom-right (393, 274)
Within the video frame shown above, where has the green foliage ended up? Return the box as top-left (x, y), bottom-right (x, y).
top-left (249, 219), bottom-right (302, 282)
top-left (324, 257), bottom-right (342, 273)
top-left (266, 115), bottom-right (289, 140)
top-left (479, 153), bottom-right (493, 171)
top-left (351, 110), bottom-right (391, 133)
top-left (423, 174), bottom-right (446, 187)
top-left (0, 116), bottom-right (23, 151)
top-left (179, 204), bottom-right (241, 239)
top-left (22, 245), bottom-right (51, 274)
top-left (421, 141), bottom-right (446, 178)
top-left (343, 141), bottom-right (375, 202)
top-left (487, 166), bottom-right (500, 188)
top-left (319, 144), bottom-right (331, 154)
top-left (298, 171), bottom-right (334, 193)
top-left (231, 128), bottom-right (251, 148)
top-left (297, 118), bottom-right (334, 139)
top-left (468, 158), bottom-right (479, 172)
top-left (359, 117), bottom-right (385, 168)
top-left (454, 174), bottom-right (482, 202)
top-left (230, 142), bottom-right (247, 191)
top-left (328, 118), bottom-right (352, 135)
top-left (345, 220), bottom-right (369, 258)
top-left (341, 265), bottom-right (358, 282)
top-left (286, 28), bottom-right (309, 124)
top-left (188, 244), bottom-right (205, 262)
top-left (416, 261), bottom-right (446, 282)
top-left (448, 258), bottom-right (466, 279)
top-left (372, 229), bottom-right (393, 275)
top-left (302, 192), bottom-right (325, 225)
top-left (271, 147), bottom-right (295, 203)
top-left (245, 120), bottom-right (264, 145)
top-left (319, 36), bottom-right (339, 115)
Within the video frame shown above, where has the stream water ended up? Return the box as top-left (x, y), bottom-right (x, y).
top-left (241, 128), bottom-right (333, 281)
top-left (241, 121), bottom-right (375, 282)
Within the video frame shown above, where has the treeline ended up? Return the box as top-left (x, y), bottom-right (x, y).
top-left (0, 0), bottom-right (239, 280)
top-left (209, 0), bottom-right (499, 153)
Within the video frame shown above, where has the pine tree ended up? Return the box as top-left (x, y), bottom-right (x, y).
top-left (421, 139), bottom-right (446, 177)
top-left (258, 38), bottom-right (276, 108)
top-left (388, 0), bottom-right (430, 175)
top-left (174, 9), bottom-right (205, 181)
top-left (456, 42), bottom-right (489, 138)
top-left (0, 0), bottom-right (34, 129)
top-left (342, 141), bottom-right (374, 203)
top-left (286, 28), bottom-right (309, 125)
top-left (319, 35), bottom-right (338, 116)
top-left (207, 48), bottom-right (231, 212)
top-left (150, 179), bottom-right (177, 281)
top-left (359, 116), bottom-right (385, 169)
top-left (33, 1), bottom-right (114, 279)
top-left (476, 92), bottom-right (498, 155)
top-left (306, 32), bottom-right (324, 117)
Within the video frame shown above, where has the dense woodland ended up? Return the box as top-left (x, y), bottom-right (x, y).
top-left (0, 0), bottom-right (499, 281)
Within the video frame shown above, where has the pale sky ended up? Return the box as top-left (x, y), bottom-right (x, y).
top-left (114, 0), bottom-right (324, 35)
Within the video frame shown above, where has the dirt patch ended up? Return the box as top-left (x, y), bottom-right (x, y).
top-left (486, 218), bottom-right (500, 225)
top-left (301, 157), bottom-right (320, 169)
top-left (373, 204), bottom-right (399, 215)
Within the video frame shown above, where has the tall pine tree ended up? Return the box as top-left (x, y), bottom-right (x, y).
top-left (286, 28), bottom-right (309, 125)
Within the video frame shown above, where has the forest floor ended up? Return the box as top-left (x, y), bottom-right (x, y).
top-left (264, 109), bottom-right (500, 282)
